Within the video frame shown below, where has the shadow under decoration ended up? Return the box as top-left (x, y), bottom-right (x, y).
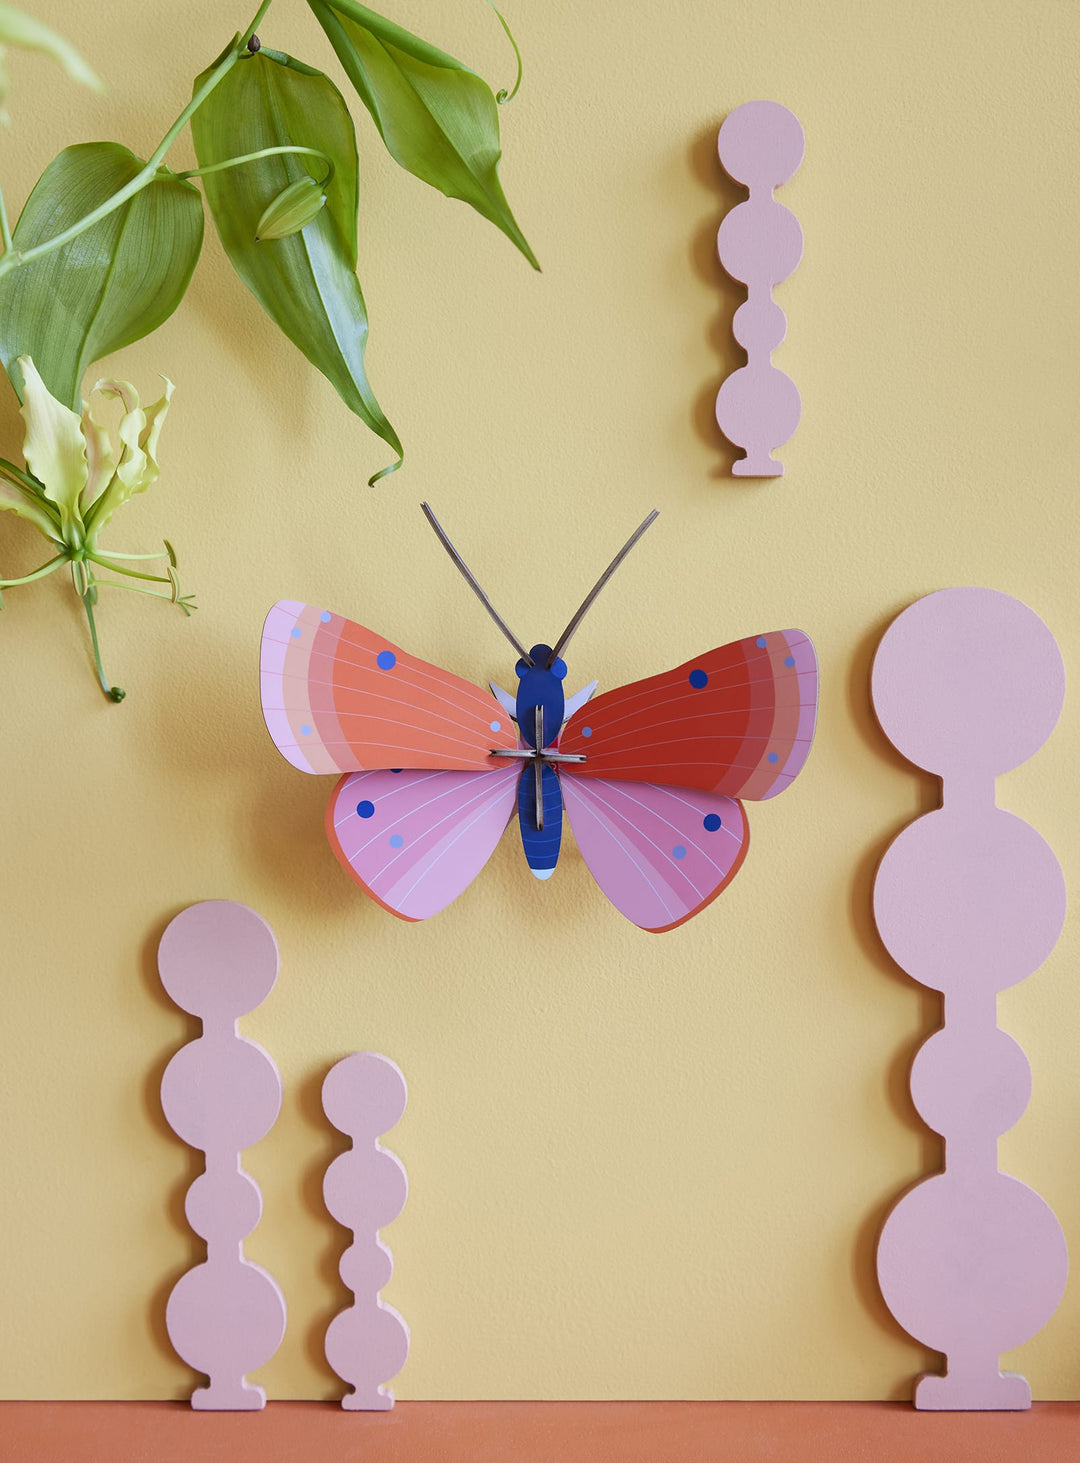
top-left (871, 587), bottom-right (1068, 1410)
top-left (159, 900), bottom-right (287, 1409)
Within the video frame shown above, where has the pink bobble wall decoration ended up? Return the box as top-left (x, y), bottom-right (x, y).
top-left (872, 588), bottom-right (1068, 1410)
top-left (714, 100), bottom-right (804, 477)
top-left (322, 1052), bottom-right (410, 1410)
top-left (158, 900), bottom-right (287, 1410)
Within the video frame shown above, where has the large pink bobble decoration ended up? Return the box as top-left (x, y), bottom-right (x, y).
top-left (158, 901), bottom-right (287, 1410)
top-left (715, 100), bottom-right (803, 477)
top-left (872, 588), bottom-right (1068, 1410)
top-left (323, 1052), bottom-right (410, 1409)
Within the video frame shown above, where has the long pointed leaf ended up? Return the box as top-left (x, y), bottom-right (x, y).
top-left (0, 143), bottom-right (203, 410)
top-left (307, 0), bottom-right (538, 270)
top-left (190, 49), bottom-right (401, 483)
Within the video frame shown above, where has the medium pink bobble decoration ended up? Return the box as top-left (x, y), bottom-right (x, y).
top-left (872, 588), bottom-right (1068, 1410)
top-left (323, 1052), bottom-right (410, 1409)
top-left (715, 100), bottom-right (803, 476)
top-left (159, 901), bottom-right (287, 1409)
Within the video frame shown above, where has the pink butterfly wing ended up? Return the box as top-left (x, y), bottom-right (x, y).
top-left (560, 775), bottom-right (749, 932)
top-left (326, 766), bottom-right (520, 921)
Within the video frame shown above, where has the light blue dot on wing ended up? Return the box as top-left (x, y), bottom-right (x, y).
top-left (300, 724), bottom-right (312, 736)
top-left (490, 720), bottom-right (502, 733)
top-left (703, 813), bottom-right (722, 832)
top-left (689, 668), bottom-right (708, 689)
top-left (376, 650), bottom-right (396, 670)
top-left (290, 627), bottom-right (302, 639)
top-left (756, 636), bottom-right (767, 648)
top-left (672, 845), bottom-right (688, 860)
top-left (320, 610), bottom-right (331, 622)
top-left (388, 834), bottom-right (404, 849)
top-left (581, 726), bottom-right (593, 738)
top-left (357, 799), bottom-right (375, 818)
top-left (767, 752), bottom-right (779, 763)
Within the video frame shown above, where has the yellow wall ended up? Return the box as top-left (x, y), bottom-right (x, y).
top-left (2, 0), bottom-right (1079, 1401)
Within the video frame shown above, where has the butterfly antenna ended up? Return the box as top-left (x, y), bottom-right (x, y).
top-left (420, 503), bottom-right (534, 665)
top-left (548, 510), bottom-right (659, 666)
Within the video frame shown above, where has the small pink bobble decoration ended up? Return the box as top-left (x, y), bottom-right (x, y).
top-left (323, 1052), bottom-right (410, 1410)
top-left (159, 901), bottom-right (287, 1410)
top-left (872, 589), bottom-right (1068, 1410)
top-left (715, 100), bottom-right (804, 476)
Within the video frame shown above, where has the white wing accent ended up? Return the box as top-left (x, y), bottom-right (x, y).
top-left (562, 679), bottom-right (599, 727)
top-left (489, 681), bottom-right (518, 721)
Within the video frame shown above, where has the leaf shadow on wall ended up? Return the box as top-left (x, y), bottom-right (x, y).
top-left (686, 123), bottom-right (747, 481)
top-left (846, 610), bottom-right (944, 1389)
top-left (138, 913), bottom-right (207, 1394)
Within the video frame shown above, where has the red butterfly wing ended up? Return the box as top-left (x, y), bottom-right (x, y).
top-left (261, 600), bottom-right (517, 774)
top-left (559, 630), bottom-right (818, 799)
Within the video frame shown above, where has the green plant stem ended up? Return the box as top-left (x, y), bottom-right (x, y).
top-left (0, 553), bottom-right (65, 587)
top-left (95, 577), bottom-right (181, 602)
top-left (80, 588), bottom-right (124, 701)
top-left (487, 2), bottom-right (523, 103)
top-left (0, 0), bottom-right (278, 282)
top-left (87, 554), bottom-right (170, 584)
top-left (177, 144), bottom-right (334, 188)
top-left (92, 547), bottom-right (172, 562)
top-left (0, 179), bottom-right (12, 255)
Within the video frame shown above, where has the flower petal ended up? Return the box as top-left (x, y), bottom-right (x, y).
top-left (83, 376), bottom-right (173, 538)
top-left (0, 472), bottom-right (64, 542)
top-left (79, 397), bottom-right (117, 511)
top-left (17, 354), bottom-right (87, 541)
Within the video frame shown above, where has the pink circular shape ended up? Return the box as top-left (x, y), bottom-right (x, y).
top-left (717, 200), bottom-right (803, 288)
top-left (185, 1169), bottom-right (262, 1244)
top-left (158, 901), bottom-right (279, 1021)
top-left (715, 363), bottom-right (801, 466)
top-left (323, 1052), bottom-right (407, 1139)
top-left (717, 100), bottom-right (804, 189)
top-left (161, 1036), bottom-right (283, 1152)
top-left (873, 808), bottom-right (1065, 995)
top-left (166, 1258), bottom-right (287, 1382)
top-left (733, 298), bottom-right (787, 353)
top-left (871, 589), bottom-right (1065, 779)
top-left (877, 1171), bottom-right (1067, 1356)
top-left (909, 1026), bottom-right (1031, 1139)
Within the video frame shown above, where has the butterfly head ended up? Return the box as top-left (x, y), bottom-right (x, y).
top-left (515, 645), bottom-right (567, 748)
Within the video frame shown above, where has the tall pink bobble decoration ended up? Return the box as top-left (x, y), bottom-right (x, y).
top-left (323, 1052), bottom-right (410, 1410)
top-left (159, 901), bottom-right (287, 1409)
top-left (715, 100), bottom-right (804, 476)
top-left (872, 588), bottom-right (1068, 1409)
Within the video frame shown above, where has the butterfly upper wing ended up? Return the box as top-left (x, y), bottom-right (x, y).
top-left (327, 765), bottom-right (521, 921)
top-left (559, 630), bottom-right (818, 799)
top-left (261, 600), bottom-right (518, 774)
top-left (560, 776), bottom-right (749, 933)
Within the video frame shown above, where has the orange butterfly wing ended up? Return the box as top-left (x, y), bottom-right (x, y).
top-left (559, 630), bottom-right (818, 799)
top-left (260, 600), bottom-right (517, 774)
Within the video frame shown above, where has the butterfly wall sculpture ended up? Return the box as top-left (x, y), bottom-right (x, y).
top-left (260, 507), bottom-right (818, 932)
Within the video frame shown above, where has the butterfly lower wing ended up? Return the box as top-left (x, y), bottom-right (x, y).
top-left (327, 766), bottom-right (520, 921)
top-left (560, 775), bottom-right (749, 932)
top-left (261, 600), bottom-right (517, 774)
top-left (559, 631), bottom-right (817, 800)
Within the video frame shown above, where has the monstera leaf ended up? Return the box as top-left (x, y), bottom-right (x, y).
top-left (307, 0), bottom-right (538, 269)
top-left (191, 47), bottom-right (401, 484)
top-left (0, 142), bottom-right (203, 409)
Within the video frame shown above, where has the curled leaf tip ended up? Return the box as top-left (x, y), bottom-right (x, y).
top-left (486, 1), bottom-right (523, 104)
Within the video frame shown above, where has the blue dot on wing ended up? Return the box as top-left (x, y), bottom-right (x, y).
top-left (689, 668), bottom-right (708, 689)
top-left (703, 813), bottom-right (722, 832)
top-left (767, 752), bottom-right (779, 764)
top-left (672, 844), bottom-right (688, 860)
top-left (388, 834), bottom-right (404, 849)
top-left (581, 726), bottom-right (593, 738)
top-left (290, 627), bottom-right (302, 639)
top-left (320, 610), bottom-right (331, 623)
top-left (356, 799), bottom-right (376, 818)
top-left (391, 769), bottom-right (402, 774)
top-left (301, 724), bottom-right (312, 736)
top-left (756, 636), bottom-right (767, 648)
top-left (490, 720), bottom-right (501, 732)
top-left (784, 655), bottom-right (795, 668)
top-left (376, 650), bottom-right (396, 670)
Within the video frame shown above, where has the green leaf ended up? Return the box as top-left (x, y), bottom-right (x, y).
top-left (256, 176), bottom-right (327, 240)
top-left (0, 474), bottom-right (63, 542)
top-left (0, 143), bottom-right (203, 410)
top-left (191, 49), bottom-right (401, 484)
top-left (307, 0), bottom-right (538, 270)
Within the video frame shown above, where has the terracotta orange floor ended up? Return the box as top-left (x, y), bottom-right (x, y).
top-left (2, 1401), bottom-right (1079, 1463)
